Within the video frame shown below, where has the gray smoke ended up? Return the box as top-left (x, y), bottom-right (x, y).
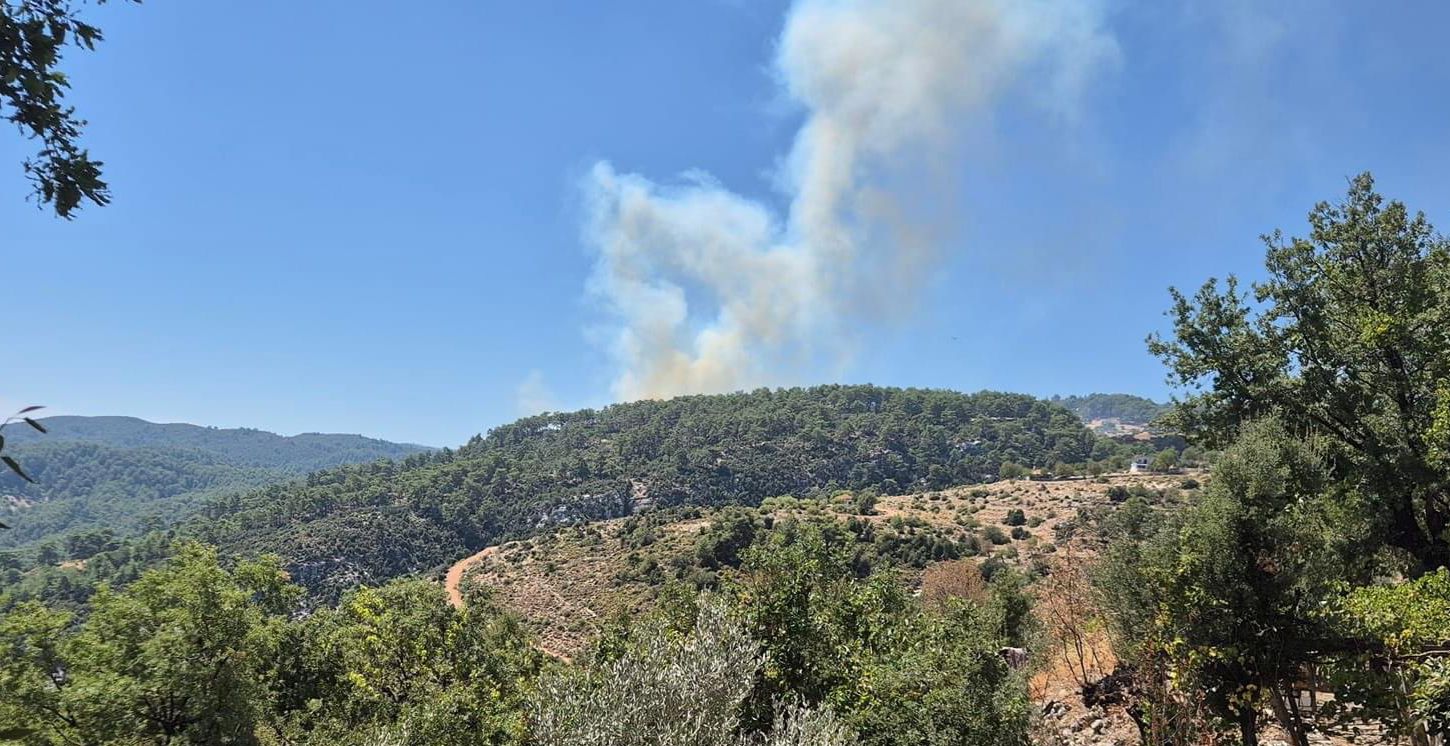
top-left (583, 0), bottom-right (1117, 401)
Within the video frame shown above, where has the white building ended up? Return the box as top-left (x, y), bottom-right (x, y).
top-left (1129, 456), bottom-right (1151, 474)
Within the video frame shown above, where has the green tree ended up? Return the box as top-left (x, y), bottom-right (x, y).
top-left (1150, 173), bottom-right (1450, 570)
top-left (271, 579), bottom-right (542, 745)
top-left (1149, 448), bottom-right (1178, 473)
top-left (0, 542), bottom-right (297, 744)
top-left (843, 599), bottom-right (1029, 746)
top-left (730, 522), bottom-right (907, 718)
top-left (2, 1), bottom-right (135, 217)
top-left (1097, 421), bottom-right (1343, 745)
top-left (726, 522), bottom-right (1030, 744)
top-left (1334, 568), bottom-right (1450, 744)
top-left (998, 462), bottom-right (1027, 481)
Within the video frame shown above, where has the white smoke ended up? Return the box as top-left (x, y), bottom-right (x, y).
top-left (583, 0), bottom-right (1117, 401)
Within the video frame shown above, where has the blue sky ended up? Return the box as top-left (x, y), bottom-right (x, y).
top-left (6, 0), bottom-right (1450, 447)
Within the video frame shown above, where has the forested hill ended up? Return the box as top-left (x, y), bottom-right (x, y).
top-left (0, 417), bottom-right (432, 551)
top-left (1050, 393), bottom-right (1167, 425)
top-left (200, 385), bottom-right (1103, 598)
top-left (5, 415), bottom-right (430, 472)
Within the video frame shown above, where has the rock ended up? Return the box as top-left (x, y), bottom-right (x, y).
top-left (1000, 646), bottom-right (1030, 669)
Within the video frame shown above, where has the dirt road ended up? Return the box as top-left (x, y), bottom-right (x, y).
top-left (444, 544), bottom-right (498, 608)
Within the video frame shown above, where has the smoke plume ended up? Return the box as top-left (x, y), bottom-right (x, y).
top-left (583, 0), bottom-right (1116, 401)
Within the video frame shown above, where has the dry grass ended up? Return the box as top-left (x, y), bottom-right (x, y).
top-left (445, 472), bottom-right (1194, 658)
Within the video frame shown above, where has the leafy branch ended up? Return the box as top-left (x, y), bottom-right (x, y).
top-left (0, 403), bottom-right (45, 528)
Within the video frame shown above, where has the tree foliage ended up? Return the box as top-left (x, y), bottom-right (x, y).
top-left (1093, 174), bottom-right (1450, 744)
top-left (1, 0), bottom-right (135, 217)
top-left (1150, 173), bottom-right (1450, 569)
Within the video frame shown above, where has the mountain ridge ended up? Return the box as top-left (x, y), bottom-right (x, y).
top-left (7, 415), bottom-right (433, 468)
top-left (0, 415), bottom-right (434, 551)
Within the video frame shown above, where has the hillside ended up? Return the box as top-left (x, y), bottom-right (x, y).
top-left (449, 471), bottom-right (1198, 659)
top-left (202, 385), bottom-right (1119, 599)
top-left (0, 416), bottom-right (432, 550)
top-left (1049, 393), bottom-right (1169, 437)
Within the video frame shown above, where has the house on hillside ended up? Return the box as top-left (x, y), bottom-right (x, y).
top-left (1129, 456), bottom-right (1151, 474)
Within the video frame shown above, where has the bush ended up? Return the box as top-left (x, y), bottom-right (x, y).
top-left (920, 559), bottom-right (989, 607)
top-left (1010, 526), bottom-right (1030, 541)
top-left (983, 526), bottom-right (1010, 545)
top-left (1179, 477), bottom-right (1200, 490)
top-left (998, 462), bottom-right (1028, 480)
top-left (530, 598), bottom-right (759, 745)
top-left (1003, 509), bottom-right (1027, 527)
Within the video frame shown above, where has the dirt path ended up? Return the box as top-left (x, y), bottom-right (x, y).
top-left (444, 544), bottom-right (498, 608)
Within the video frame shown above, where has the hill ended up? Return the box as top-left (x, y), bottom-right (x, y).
top-left (0, 416), bottom-right (432, 550)
top-left (200, 385), bottom-right (1123, 599)
top-left (4, 415), bottom-right (430, 471)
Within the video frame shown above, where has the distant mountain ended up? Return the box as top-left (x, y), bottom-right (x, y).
top-left (200, 385), bottom-right (1109, 599)
top-left (5, 415), bottom-right (430, 472)
top-left (1, 416), bottom-right (432, 551)
top-left (1050, 393), bottom-right (1168, 428)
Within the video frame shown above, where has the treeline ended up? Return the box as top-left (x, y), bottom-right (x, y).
top-left (193, 387), bottom-right (1106, 599)
top-left (1, 523), bottom-right (1035, 745)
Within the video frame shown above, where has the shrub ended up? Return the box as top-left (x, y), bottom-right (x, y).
top-left (920, 559), bottom-right (989, 608)
top-left (851, 491), bottom-right (878, 516)
top-left (983, 526), bottom-right (1010, 545)
top-left (1003, 509), bottom-right (1027, 527)
top-left (998, 462), bottom-right (1028, 480)
top-left (529, 598), bottom-right (759, 745)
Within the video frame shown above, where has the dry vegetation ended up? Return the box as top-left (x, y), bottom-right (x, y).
top-left (449, 472), bottom-right (1196, 659)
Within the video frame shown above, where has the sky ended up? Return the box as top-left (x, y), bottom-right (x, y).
top-left (6, 0), bottom-right (1450, 447)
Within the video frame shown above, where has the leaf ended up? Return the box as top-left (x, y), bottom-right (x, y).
top-left (17, 405), bottom-right (44, 414)
top-left (23, 417), bottom-right (46, 433)
top-left (2, 455), bottom-right (34, 483)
